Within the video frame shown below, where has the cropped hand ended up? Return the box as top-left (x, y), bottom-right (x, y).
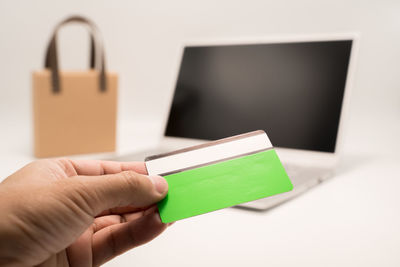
top-left (0, 159), bottom-right (169, 267)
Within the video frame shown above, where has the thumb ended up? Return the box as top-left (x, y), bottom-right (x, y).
top-left (63, 171), bottom-right (168, 216)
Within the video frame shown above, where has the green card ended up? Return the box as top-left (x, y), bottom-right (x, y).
top-left (145, 130), bottom-right (293, 223)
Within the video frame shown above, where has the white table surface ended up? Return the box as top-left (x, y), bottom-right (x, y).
top-left (1, 119), bottom-right (399, 267)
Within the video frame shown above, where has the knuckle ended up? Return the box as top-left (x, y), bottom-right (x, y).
top-left (54, 157), bottom-right (69, 162)
top-left (46, 179), bottom-right (97, 218)
top-left (54, 157), bottom-right (70, 166)
top-left (27, 158), bottom-right (67, 171)
top-left (120, 171), bottom-right (146, 190)
top-left (27, 159), bottom-right (51, 168)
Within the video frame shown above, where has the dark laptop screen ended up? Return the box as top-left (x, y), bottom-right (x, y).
top-left (165, 40), bottom-right (352, 153)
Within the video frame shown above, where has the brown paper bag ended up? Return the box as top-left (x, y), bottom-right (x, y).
top-left (32, 16), bottom-right (117, 158)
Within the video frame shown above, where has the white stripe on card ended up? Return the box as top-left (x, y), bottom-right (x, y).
top-left (145, 131), bottom-right (272, 176)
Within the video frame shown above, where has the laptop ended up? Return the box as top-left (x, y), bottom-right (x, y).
top-left (114, 34), bottom-right (358, 210)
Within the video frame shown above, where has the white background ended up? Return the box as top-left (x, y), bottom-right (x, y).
top-left (0, 0), bottom-right (399, 157)
top-left (0, 0), bottom-right (399, 266)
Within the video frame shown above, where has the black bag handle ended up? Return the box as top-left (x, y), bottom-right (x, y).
top-left (44, 16), bottom-right (107, 93)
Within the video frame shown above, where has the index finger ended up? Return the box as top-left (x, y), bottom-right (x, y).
top-left (68, 160), bottom-right (148, 176)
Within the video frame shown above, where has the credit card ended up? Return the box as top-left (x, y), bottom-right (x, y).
top-left (145, 130), bottom-right (293, 223)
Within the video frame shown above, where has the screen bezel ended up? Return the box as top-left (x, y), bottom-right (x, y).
top-left (161, 33), bottom-right (359, 169)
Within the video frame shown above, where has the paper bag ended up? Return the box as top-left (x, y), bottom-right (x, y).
top-left (32, 16), bottom-right (117, 158)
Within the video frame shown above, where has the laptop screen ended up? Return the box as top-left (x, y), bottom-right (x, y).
top-left (165, 40), bottom-right (352, 153)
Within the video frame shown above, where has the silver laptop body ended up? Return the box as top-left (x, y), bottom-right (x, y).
top-left (113, 34), bottom-right (358, 210)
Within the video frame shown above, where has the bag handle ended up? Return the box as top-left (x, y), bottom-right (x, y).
top-left (44, 16), bottom-right (107, 93)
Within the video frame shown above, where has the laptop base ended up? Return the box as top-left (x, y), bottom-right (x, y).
top-left (110, 147), bottom-right (331, 211)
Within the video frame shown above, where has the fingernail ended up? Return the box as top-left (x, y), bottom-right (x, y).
top-left (149, 175), bottom-right (168, 194)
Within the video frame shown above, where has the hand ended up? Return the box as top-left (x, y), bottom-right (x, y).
top-left (0, 158), bottom-right (170, 267)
